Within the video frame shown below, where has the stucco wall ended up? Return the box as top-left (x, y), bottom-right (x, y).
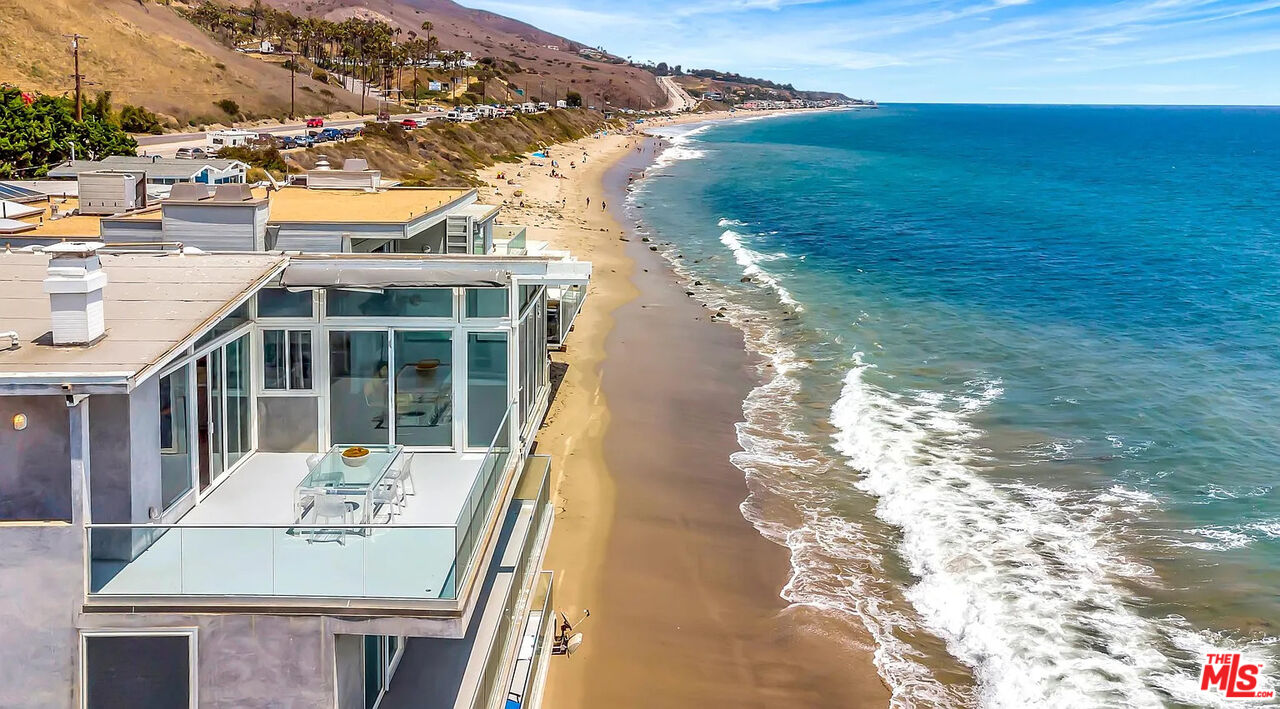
top-left (0, 395), bottom-right (71, 521)
top-left (0, 524), bottom-right (82, 708)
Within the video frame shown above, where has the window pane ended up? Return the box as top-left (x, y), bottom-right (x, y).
top-left (257, 288), bottom-right (313, 318)
top-left (467, 332), bottom-right (508, 448)
top-left (329, 331), bottom-right (389, 445)
top-left (327, 289), bottom-right (453, 318)
top-left (85, 635), bottom-right (190, 709)
top-left (394, 331), bottom-right (452, 447)
top-left (226, 334), bottom-right (252, 468)
top-left (465, 289), bottom-right (508, 318)
top-left (159, 366), bottom-right (192, 509)
top-left (289, 331), bottom-right (313, 390)
top-left (263, 330), bottom-right (287, 390)
top-left (195, 302), bottom-right (249, 349)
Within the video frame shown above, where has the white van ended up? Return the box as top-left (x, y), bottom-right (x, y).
top-left (206, 129), bottom-right (258, 150)
top-left (446, 111), bottom-right (463, 123)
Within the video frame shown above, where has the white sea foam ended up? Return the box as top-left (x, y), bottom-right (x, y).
top-left (1182, 520), bottom-right (1280, 551)
top-left (828, 361), bottom-right (1276, 708)
top-left (718, 230), bottom-right (802, 310)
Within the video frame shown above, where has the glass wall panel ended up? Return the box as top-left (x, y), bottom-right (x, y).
top-left (194, 303), bottom-right (249, 349)
top-left (289, 331), bottom-right (313, 389)
top-left (263, 330), bottom-right (287, 390)
top-left (264, 330), bottom-right (313, 391)
top-left (467, 332), bottom-right (508, 448)
top-left (158, 365), bottom-right (192, 509)
top-left (393, 331), bottom-right (453, 447)
top-left (329, 331), bottom-right (390, 445)
top-left (257, 287), bottom-right (313, 318)
top-left (327, 289), bottom-right (453, 318)
top-left (465, 288), bottom-right (508, 318)
top-left (226, 335), bottom-right (252, 468)
top-left (197, 349), bottom-right (224, 491)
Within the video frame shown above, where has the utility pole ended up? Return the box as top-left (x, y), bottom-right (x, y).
top-left (288, 51), bottom-right (297, 119)
top-left (64, 33), bottom-right (86, 121)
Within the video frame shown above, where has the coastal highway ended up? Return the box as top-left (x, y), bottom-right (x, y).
top-left (657, 75), bottom-right (699, 112)
top-left (133, 112), bottom-right (443, 157)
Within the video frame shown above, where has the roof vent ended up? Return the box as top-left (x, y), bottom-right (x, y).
top-left (42, 242), bottom-right (108, 346)
top-left (213, 183), bottom-right (254, 202)
top-left (169, 183), bottom-right (213, 202)
top-left (314, 156), bottom-right (332, 170)
top-left (342, 158), bottom-right (369, 172)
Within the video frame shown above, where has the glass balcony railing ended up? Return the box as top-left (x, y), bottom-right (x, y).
top-left (86, 410), bottom-right (515, 604)
top-left (88, 524), bottom-right (458, 599)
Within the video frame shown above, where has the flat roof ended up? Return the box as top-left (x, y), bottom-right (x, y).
top-left (0, 251), bottom-right (284, 384)
top-left (266, 186), bottom-right (473, 224)
top-left (1, 197), bottom-right (105, 238)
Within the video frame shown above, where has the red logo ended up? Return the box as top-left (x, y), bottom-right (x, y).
top-left (1200, 652), bottom-right (1273, 701)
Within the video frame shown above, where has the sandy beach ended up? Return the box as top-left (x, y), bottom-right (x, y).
top-left (476, 112), bottom-right (890, 707)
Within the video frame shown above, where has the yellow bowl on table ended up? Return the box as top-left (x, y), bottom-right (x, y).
top-left (341, 446), bottom-right (371, 467)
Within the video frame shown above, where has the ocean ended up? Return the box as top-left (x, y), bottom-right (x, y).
top-left (628, 105), bottom-right (1280, 708)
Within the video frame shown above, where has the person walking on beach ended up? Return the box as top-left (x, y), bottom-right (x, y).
top-left (602, 201), bottom-right (606, 211)
top-left (586, 197), bottom-right (590, 208)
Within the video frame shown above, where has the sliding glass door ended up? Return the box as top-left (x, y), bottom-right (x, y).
top-left (329, 330), bottom-right (390, 445)
top-left (467, 332), bottom-right (508, 448)
top-left (195, 332), bottom-right (253, 493)
top-left (393, 331), bottom-right (453, 448)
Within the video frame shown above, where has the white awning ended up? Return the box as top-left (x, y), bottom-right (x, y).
top-left (280, 260), bottom-right (510, 288)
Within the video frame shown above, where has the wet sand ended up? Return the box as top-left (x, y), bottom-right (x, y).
top-left (476, 117), bottom-right (890, 708)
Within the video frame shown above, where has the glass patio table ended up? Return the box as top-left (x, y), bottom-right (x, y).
top-left (296, 444), bottom-right (404, 523)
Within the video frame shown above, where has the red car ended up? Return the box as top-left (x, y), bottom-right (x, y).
top-left (400, 118), bottom-right (418, 128)
top-left (305, 117), bottom-right (324, 128)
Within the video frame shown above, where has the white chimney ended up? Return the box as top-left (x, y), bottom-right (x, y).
top-left (43, 242), bottom-right (108, 345)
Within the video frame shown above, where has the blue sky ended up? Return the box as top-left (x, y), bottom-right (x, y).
top-left (461, 0), bottom-right (1280, 104)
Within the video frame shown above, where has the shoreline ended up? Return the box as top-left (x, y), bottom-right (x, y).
top-left (477, 111), bottom-right (890, 706)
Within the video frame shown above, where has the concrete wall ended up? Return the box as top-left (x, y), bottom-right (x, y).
top-left (0, 524), bottom-right (82, 709)
top-left (0, 395), bottom-right (71, 521)
top-left (398, 221), bottom-right (446, 255)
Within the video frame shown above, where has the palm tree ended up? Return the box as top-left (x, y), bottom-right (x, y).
top-left (420, 21), bottom-right (434, 62)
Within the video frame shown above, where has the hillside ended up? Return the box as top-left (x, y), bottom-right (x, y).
top-left (673, 72), bottom-right (855, 105)
top-left (0, 0), bottom-right (369, 127)
top-left (256, 0), bottom-right (669, 109)
top-left (282, 109), bottom-right (619, 185)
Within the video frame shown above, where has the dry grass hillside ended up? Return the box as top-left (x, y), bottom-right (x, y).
top-left (259, 0), bottom-right (668, 109)
top-left (0, 0), bottom-right (367, 127)
top-left (286, 109), bottom-right (618, 185)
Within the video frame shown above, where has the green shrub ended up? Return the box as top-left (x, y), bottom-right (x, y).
top-left (311, 69), bottom-right (329, 83)
top-left (119, 104), bottom-right (164, 134)
top-left (214, 98), bottom-right (240, 115)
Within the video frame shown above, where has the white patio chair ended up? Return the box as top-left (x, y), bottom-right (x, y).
top-left (370, 481), bottom-right (404, 523)
top-left (305, 453), bottom-right (324, 470)
top-left (308, 494), bottom-right (352, 545)
top-left (385, 452), bottom-right (416, 496)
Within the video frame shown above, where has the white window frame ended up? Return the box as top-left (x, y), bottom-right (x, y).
top-left (258, 327), bottom-right (320, 395)
top-left (80, 628), bottom-right (198, 709)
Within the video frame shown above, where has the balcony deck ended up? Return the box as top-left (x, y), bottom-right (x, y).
top-left (89, 450), bottom-right (492, 603)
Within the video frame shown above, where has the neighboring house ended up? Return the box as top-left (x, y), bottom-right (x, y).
top-left (0, 243), bottom-right (589, 708)
top-left (48, 156), bottom-right (249, 185)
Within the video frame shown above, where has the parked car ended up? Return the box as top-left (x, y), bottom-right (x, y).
top-left (400, 118), bottom-right (419, 129)
top-left (174, 147), bottom-right (207, 159)
top-left (305, 117), bottom-right (324, 128)
top-left (445, 111), bottom-right (462, 123)
top-left (340, 127), bottom-right (360, 139)
top-left (275, 136), bottom-right (298, 150)
top-left (318, 128), bottom-right (344, 142)
top-left (293, 135), bottom-right (314, 148)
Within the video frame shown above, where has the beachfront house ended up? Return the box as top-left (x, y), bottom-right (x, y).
top-left (1, 164), bottom-right (588, 352)
top-left (48, 156), bottom-right (250, 186)
top-left (0, 243), bottom-right (588, 708)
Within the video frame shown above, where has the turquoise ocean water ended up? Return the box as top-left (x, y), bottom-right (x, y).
top-left (630, 106), bottom-right (1280, 708)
